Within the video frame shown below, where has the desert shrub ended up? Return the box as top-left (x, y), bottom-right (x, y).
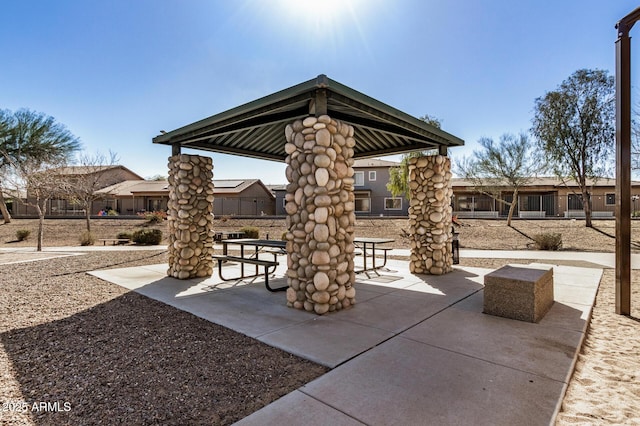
top-left (16, 229), bottom-right (31, 241)
top-left (281, 231), bottom-right (288, 241)
top-left (107, 209), bottom-right (119, 216)
top-left (532, 233), bottom-right (562, 251)
top-left (117, 232), bottom-right (132, 240)
top-left (138, 210), bottom-right (166, 224)
top-left (239, 226), bottom-right (259, 239)
top-left (79, 231), bottom-right (96, 246)
top-left (132, 229), bottom-right (163, 245)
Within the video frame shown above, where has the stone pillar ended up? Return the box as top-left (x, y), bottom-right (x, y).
top-left (283, 115), bottom-right (356, 314)
top-left (408, 155), bottom-right (454, 275)
top-left (167, 154), bottom-right (215, 279)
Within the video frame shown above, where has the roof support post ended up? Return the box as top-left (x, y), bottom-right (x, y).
top-left (408, 155), bottom-right (454, 275)
top-left (439, 145), bottom-right (448, 156)
top-left (314, 89), bottom-right (328, 117)
top-left (283, 115), bottom-right (356, 314)
top-left (167, 154), bottom-right (215, 279)
top-left (614, 7), bottom-right (640, 315)
top-left (172, 143), bottom-right (181, 156)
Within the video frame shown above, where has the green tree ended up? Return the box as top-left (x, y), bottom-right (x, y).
top-left (387, 114), bottom-right (442, 199)
top-left (0, 109), bottom-right (81, 223)
top-left (531, 69), bottom-right (615, 227)
top-left (456, 133), bottom-right (541, 226)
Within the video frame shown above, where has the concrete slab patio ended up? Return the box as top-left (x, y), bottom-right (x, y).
top-left (89, 256), bottom-right (602, 425)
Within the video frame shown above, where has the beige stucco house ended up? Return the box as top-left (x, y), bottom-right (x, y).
top-left (96, 178), bottom-right (276, 216)
top-left (452, 177), bottom-right (640, 218)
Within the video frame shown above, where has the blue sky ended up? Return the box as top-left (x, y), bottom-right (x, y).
top-left (1, 0), bottom-right (637, 184)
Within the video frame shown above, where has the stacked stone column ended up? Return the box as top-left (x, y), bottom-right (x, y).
top-left (408, 155), bottom-right (454, 275)
top-left (167, 154), bottom-right (215, 279)
top-left (283, 115), bottom-right (357, 314)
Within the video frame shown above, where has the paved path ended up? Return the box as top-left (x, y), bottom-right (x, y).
top-left (87, 252), bottom-right (603, 425)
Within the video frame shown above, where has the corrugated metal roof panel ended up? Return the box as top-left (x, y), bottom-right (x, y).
top-left (154, 75), bottom-right (464, 162)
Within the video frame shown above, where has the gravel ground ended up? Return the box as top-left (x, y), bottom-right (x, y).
top-left (0, 250), bottom-right (327, 425)
top-left (1, 218), bottom-right (639, 424)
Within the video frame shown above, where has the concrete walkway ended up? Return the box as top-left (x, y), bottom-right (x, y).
top-left (88, 251), bottom-right (605, 426)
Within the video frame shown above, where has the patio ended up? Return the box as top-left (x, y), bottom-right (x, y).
top-left (90, 257), bottom-right (602, 425)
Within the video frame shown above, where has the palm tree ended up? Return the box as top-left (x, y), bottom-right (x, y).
top-left (0, 109), bottom-right (81, 222)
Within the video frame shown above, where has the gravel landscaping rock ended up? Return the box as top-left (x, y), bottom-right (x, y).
top-left (0, 251), bottom-right (327, 425)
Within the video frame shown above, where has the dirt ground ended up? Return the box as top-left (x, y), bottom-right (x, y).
top-left (0, 217), bottom-right (637, 252)
top-left (1, 217), bottom-right (639, 424)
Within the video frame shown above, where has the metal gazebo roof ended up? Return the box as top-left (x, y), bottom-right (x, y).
top-left (153, 74), bottom-right (464, 161)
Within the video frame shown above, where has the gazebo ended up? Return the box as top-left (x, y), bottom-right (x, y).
top-left (153, 74), bottom-right (464, 314)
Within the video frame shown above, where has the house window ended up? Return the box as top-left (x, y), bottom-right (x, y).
top-left (148, 198), bottom-right (166, 212)
top-left (355, 192), bottom-right (371, 212)
top-left (384, 197), bottom-right (402, 210)
top-left (369, 171), bottom-right (376, 181)
top-left (354, 171), bottom-right (364, 187)
top-left (567, 194), bottom-right (584, 210)
top-left (605, 193), bottom-right (615, 206)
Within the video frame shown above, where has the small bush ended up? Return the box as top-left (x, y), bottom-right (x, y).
top-left (117, 232), bottom-right (132, 240)
top-left (107, 209), bottom-right (119, 216)
top-left (79, 231), bottom-right (96, 246)
top-left (533, 233), bottom-right (562, 251)
top-left (281, 231), bottom-right (288, 241)
top-left (132, 229), bottom-right (163, 245)
top-left (138, 210), bottom-right (166, 224)
top-left (16, 229), bottom-right (31, 241)
top-left (239, 226), bottom-right (259, 239)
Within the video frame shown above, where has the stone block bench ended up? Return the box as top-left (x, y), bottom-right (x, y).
top-left (483, 264), bottom-right (554, 323)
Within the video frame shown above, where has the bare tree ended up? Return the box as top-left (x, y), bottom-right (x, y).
top-left (631, 100), bottom-right (640, 172)
top-left (65, 151), bottom-right (120, 234)
top-left (6, 158), bottom-right (70, 251)
top-left (456, 133), bottom-right (542, 226)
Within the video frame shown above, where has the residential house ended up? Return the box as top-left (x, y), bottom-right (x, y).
top-left (97, 178), bottom-right (276, 217)
top-left (352, 158), bottom-right (408, 216)
top-left (13, 165), bottom-right (144, 217)
top-left (270, 185), bottom-right (288, 216)
top-left (95, 180), bottom-right (168, 214)
top-left (272, 159), bottom-right (407, 216)
top-left (452, 177), bottom-right (640, 218)
top-left (213, 179), bottom-right (276, 216)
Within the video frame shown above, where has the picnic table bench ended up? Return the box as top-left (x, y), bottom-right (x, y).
top-left (98, 238), bottom-right (130, 246)
top-left (214, 239), bottom-right (288, 292)
top-left (213, 231), bottom-right (246, 242)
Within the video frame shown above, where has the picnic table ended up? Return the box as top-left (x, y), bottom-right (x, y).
top-left (213, 239), bottom-right (287, 292)
top-left (354, 237), bottom-right (394, 276)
